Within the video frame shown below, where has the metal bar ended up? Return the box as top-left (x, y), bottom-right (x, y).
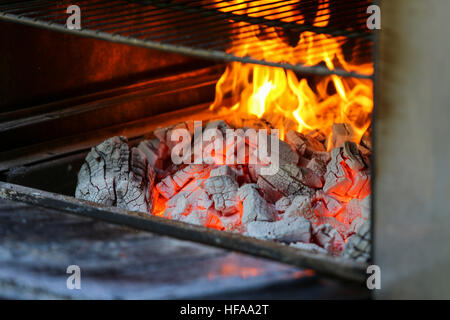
top-left (146, 0), bottom-right (369, 39)
top-left (0, 0), bottom-right (375, 78)
top-left (103, 0), bottom-right (366, 40)
top-left (0, 182), bottom-right (368, 283)
top-left (127, 1), bottom-right (355, 40)
top-left (99, 1), bottom-right (366, 46)
top-left (134, 2), bottom-right (324, 41)
top-left (177, 8), bottom-right (370, 51)
top-left (95, 0), bottom-right (278, 34)
top-left (3, 0), bottom-right (372, 45)
top-left (0, 12), bottom-right (372, 79)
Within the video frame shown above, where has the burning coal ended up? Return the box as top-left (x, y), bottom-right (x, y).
top-left (75, 118), bottom-right (371, 261)
top-left (168, 121), bottom-right (281, 175)
top-left (75, 0), bottom-right (373, 262)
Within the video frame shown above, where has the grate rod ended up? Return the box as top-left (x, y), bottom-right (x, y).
top-left (153, 2), bottom-right (369, 50)
top-left (146, 0), bottom-right (369, 40)
top-left (0, 0), bottom-right (375, 79)
top-left (132, 1), bottom-right (332, 41)
top-left (93, 0), bottom-right (291, 33)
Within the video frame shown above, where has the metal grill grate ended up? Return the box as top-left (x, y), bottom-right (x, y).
top-left (0, 0), bottom-right (375, 78)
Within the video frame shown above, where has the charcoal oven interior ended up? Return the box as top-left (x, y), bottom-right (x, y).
top-left (1, 0), bottom-right (448, 299)
top-left (0, 0), bottom-right (375, 299)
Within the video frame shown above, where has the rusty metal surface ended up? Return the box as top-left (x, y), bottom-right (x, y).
top-left (0, 181), bottom-right (369, 284)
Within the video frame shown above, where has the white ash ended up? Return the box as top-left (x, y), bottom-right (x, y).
top-left (285, 130), bottom-right (330, 165)
top-left (348, 217), bottom-right (365, 236)
top-left (203, 175), bottom-right (240, 215)
top-left (289, 242), bottom-right (328, 254)
top-left (218, 212), bottom-right (242, 231)
top-left (115, 147), bottom-right (155, 213)
top-left (342, 142), bottom-right (370, 198)
top-left (164, 193), bottom-right (189, 220)
top-left (284, 195), bottom-right (315, 221)
top-left (137, 138), bottom-right (169, 170)
top-left (204, 175), bottom-right (237, 194)
top-left (75, 136), bottom-right (155, 214)
top-left (172, 164), bottom-right (210, 189)
top-left (312, 200), bottom-right (333, 218)
top-left (212, 192), bottom-right (241, 216)
top-left (156, 175), bottom-right (179, 199)
top-left (346, 196), bottom-right (371, 236)
top-left (323, 147), bottom-right (353, 196)
top-left (280, 164), bottom-right (323, 189)
top-left (258, 164), bottom-right (316, 198)
top-left (275, 196), bottom-right (295, 213)
top-left (347, 169), bottom-right (370, 199)
top-left (342, 141), bottom-right (366, 171)
top-left (286, 130), bottom-right (326, 159)
top-left (164, 180), bottom-right (212, 219)
top-left (316, 216), bottom-right (350, 238)
top-left (313, 223), bottom-right (345, 255)
top-left (342, 220), bottom-right (371, 262)
top-left (256, 176), bottom-right (284, 203)
top-left (210, 165), bottom-right (237, 179)
top-left (157, 164), bottom-right (211, 200)
top-left (324, 142), bottom-right (370, 199)
top-left (246, 216), bottom-right (311, 243)
top-left (359, 196), bottom-right (371, 220)
top-left (238, 184), bottom-right (275, 224)
top-left (315, 191), bottom-right (344, 217)
top-left (339, 199), bottom-right (363, 224)
top-left (180, 209), bottom-right (209, 226)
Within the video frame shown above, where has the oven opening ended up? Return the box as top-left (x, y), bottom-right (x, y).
top-left (0, 0), bottom-right (375, 284)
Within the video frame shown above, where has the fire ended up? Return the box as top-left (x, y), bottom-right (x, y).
top-left (147, 1), bottom-right (373, 244)
top-left (209, 0), bottom-right (373, 144)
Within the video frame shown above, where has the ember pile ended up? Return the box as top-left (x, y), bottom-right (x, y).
top-left (75, 118), bottom-right (372, 262)
top-left (75, 1), bottom-right (374, 263)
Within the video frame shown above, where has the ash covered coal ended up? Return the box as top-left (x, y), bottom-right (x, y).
top-left (75, 119), bottom-right (372, 262)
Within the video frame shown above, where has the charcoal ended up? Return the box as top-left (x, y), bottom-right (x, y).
top-left (342, 220), bottom-right (371, 262)
top-left (76, 136), bottom-right (155, 214)
top-left (246, 216), bottom-right (311, 243)
top-left (204, 175), bottom-right (240, 216)
top-left (238, 184), bottom-right (275, 224)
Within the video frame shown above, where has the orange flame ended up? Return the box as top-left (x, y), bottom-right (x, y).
top-left (209, 0), bottom-right (373, 144)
